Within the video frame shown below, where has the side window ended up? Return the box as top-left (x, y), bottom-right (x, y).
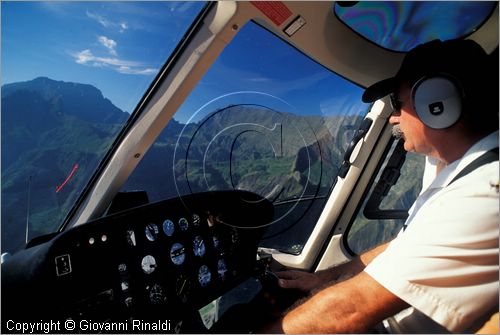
top-left (346, 139), bottom-right (425, 254)
top-left (121, 21), bottom-right (370, 255)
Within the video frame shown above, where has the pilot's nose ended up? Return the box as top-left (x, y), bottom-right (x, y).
top-left (389, 112), bottom-right (400, 125)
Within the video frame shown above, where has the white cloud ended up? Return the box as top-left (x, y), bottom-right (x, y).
top-left (86, 11), bottom-right (111, 28)
top-left (119, 22), bottom-right (129, 33)
top-left (86, 10), bottom-right (128, 33)
top-left (72, 49), bottom-right (157, 76)
top-left (74, 49), bottom-right (94, 64)
top-left (117, 66), bottom-right (157, 75)
top-left (98, 36), bottom-right (117, 56)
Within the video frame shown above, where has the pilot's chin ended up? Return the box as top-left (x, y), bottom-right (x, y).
top-left (392, 125), bottom-right (404, 140)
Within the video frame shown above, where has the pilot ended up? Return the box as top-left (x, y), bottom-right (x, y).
top-left (263, 39), bottom-right (499, 333)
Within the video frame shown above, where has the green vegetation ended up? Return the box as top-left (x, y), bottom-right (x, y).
top-left (3, 77), bottom-right (419, 258)
top-left (347, 151), bottom-right (425, 254)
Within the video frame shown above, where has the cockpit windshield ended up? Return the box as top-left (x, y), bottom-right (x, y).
top-left (119, 21), bottom-right (370, 254)
top-left (1, 2), bottom-right (207, 254)
top-left (3, 1), bottom-right (497, 258)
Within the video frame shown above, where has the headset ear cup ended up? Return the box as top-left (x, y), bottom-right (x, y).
top-left (412, 76), bottom-right (463, 129)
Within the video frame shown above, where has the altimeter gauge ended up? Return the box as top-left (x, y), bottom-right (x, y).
top-left (193, 235), bottom-right (206, 257)
top-left (141, 255), bottom-right (157, 274)
top-left (163, 219), bottom-right (175, 237)
top-left (170, 242), bottom-right (186, 266)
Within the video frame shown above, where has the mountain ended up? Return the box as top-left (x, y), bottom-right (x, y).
top-left (2, 77), bottom-right (128, 169)
top-left (2, 77), bottom-right (126, 123)
top-left (122, 105), bottom-right (364, 253)
top-left (2, 76), bottom-right (366, 256)
top-left (1, 77), bottom-right (129, 253)
top-left (124, 104), bottom-right (360, 203)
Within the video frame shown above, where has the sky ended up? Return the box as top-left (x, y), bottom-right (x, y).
top-left (1, 1), bottom-right (206, 114)
top-left (1, 1), bottom-right (369, 122)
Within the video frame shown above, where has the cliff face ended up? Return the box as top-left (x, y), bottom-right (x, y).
top-left (2, 77), bottom-right (128, 253)
top-left (2, 76), bottom-right (363, 256)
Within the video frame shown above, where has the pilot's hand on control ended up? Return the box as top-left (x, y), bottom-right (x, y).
top-left (275, 270), bottom-right (321, 292)
top-left (255, 270), bottom-right (308, 318)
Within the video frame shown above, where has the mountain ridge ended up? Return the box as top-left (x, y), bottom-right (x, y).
top-left (2, 76), bottom-right (362, 255)
top-left (2, 77), bottom-right (129, 253)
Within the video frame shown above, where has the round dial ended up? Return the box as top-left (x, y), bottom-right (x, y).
top-left (163, 219), bottom-right (175, 237)
top-left (192, 214), bottom-right (201, 227)
top-left (175, 274), bottom-right (192, 303)
top-left (118, 263), bottom-right (127, 273)
top-left (141, 255), bottom-right (157, 274)
top-left (170, 243), bottom-right (186, 266)
top-left (178, 217), bottom-right (189, 231)
top-left (147, 283), bottom-right (166, 305)
top-left (193, 235), bottom-right (206, 257)
top-left (145, 223), bottom-right (159, 241)
top-left (198, 265), bottom-right (211, 287)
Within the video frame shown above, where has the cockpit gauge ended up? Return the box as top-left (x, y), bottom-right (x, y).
top-left (193, 235), bottom-right (206, 257)
top-left (178, 218), bottom-right (189, 231)
top-left (147, 283), bottom-right (166, 305)
top-left (118, 263), bottom-right (127, 273)
top-left (126, 230), bottom-right (136, 246)
top-left (141, 255), bottom-right (157, 274)
top-left (198, 265), bottom-right (211, 287)
top-left (163, 219), bottom-right (175, 237)
top-left (217, 259), bottom-right (228, 281)
top-left (192, 214), bottom-right (201, 227)
top-left (145, 223), bottom-right (159, 242)
top-left (170, 243), bottom-right (186, 266)
top-left (175, 274), bottom-right (192, 304)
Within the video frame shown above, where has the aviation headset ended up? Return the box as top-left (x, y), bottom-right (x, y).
top-left (410, 73), bottom-right (465, 129)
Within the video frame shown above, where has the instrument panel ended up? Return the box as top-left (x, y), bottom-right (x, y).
top-left (2, 190), bottom-right (273, 331)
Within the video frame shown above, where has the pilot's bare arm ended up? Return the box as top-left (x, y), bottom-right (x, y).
top-left (269, 270), bottom-right (408, 333)
top-left (277, 242), bottom-right (390, 292)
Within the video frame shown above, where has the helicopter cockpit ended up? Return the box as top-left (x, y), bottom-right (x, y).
top-left (2, 1), bottom-right (498, 333)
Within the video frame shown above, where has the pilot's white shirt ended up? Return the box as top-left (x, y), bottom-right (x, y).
top-left (365, 130), bottom-right (499, 333)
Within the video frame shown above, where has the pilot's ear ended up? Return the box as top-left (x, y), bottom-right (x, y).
top-left (411, 75), bottom-right (463, 129)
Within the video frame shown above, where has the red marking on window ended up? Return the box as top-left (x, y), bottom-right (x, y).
top-left (251, 1), bottom-right (292, 26)
top-left (56, 164), bottom-right (79, 193)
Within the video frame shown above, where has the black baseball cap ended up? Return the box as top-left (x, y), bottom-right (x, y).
top-left (362, 39), bottom-right (489, 103)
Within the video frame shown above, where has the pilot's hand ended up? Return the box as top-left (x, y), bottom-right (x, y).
top-left (276, 270), bottom-right (321, 292)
